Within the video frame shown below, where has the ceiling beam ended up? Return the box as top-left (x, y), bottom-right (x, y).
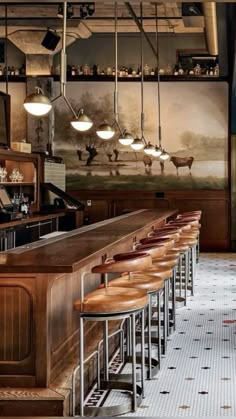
top-left (125, 2), bottom-right (157, 60)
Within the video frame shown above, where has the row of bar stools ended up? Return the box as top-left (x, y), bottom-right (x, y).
top-left (73, 252), bottom-right (152, 417)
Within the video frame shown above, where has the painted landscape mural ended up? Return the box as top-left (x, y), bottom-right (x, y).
top-left (53, 81), bottom-right (228, 190)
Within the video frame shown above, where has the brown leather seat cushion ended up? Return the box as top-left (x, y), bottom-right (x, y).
top-left (116, 245), bottom-right (166, 260)
top-left (92, 252), bottom-right (152, 274)
top-left (140, 237), bottom-right (175, 250)
top-left (179, 238), bottom-right (198, 246)
top-left (74, 286), bottom-right (148, 314)
top-left (152, 255), bottom-right (178, 268)
top-left (149, 232), bottom-right (180, 241)
top-left (168, 222), bottom-right (191, 231)
top-left (166, 250), bottom-right (180, 258)
top-left (108, 274), bottom-right (164, 293)
top-left (172, 244), bottom-right (189, 252)
top-left (133, 266), bottom-right (172, 279)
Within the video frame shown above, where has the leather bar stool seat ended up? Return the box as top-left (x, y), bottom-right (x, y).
top-left (75, 286), bottom-right (148, 314)
top-left (108, 274), bottom-right (164, 293)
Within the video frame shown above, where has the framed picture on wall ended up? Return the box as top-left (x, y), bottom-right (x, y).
top-left (0, 40), bottom-right (5, 63)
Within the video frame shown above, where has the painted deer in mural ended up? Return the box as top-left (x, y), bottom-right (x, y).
top-left (169, 156), bottom-right (194, 175)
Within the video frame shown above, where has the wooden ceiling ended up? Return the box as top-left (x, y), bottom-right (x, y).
top-left (0, 2), bottom-right (204, 34)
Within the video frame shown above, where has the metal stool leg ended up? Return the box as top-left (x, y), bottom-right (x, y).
top-left (79, 316), bottom-right (84, 417)
top-left (158, 291), bottom-right (161, 369)
top-left (103, 320), bottom-right (109, 381)
top-left (132, 313), bottom-right (137, 411)
top-left (141, 309), bottom-right (145, 398)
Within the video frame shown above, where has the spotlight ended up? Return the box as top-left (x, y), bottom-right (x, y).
top-left (41, 28), bottom-right (61, 51)
top-left (87, 3), bottom-right (95, 16)
top-left (79, 3), bottom-right (95, 19)
top-left (67, 3), bottom-right (74, 19)
top-left (57, 4), bottom-right (63, 18)
top-left (57, 3), bottom-right (74, 19)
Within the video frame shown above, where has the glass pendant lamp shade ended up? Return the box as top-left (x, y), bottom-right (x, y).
top-left (24, 87), bottom-right (52, 116)
top-left (152, 145), bottom-right (162, 157)
top-left (130, 136), bottom-right (145, 151)
top-left (144, 142), bottom-right (155, 155)
top-left (119, 131), bottom-right (134, 146)
top-left (71, 109), bottom-right (93, 132)
top-left (159, 149), bottom-right (170, 161)
top-left (96, 122), bottom-right (115, 140)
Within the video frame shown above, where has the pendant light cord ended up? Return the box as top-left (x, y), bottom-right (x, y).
top-left (140, 2), bottom-right (145, 141)
top-left (114, 2), bottom-right (118, 121)
top-left (155, 3), bottom-right (162, 149)
top-left (5, 3), bottom-right (8, 94)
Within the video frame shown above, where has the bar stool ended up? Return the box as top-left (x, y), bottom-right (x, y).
top-left (112, 246), bottom-right (173, 371)
top-left (73, 252), bottom-right (152, 417)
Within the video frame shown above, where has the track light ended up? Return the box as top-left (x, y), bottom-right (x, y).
top-left (41, 28), bottom-right (61, 51)
top-left (24, 86), bottom-right (52, 116)
top-left (71, 108), bottom-right (93, 132)
top-left (96, 121), bottom-right (115, 140)
top-left (57, 2), bottom-right (74, 19)
top-left (79, 3), bottom-right (95, 19)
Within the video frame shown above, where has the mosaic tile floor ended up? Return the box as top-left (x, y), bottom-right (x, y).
top-left (104, 253), bottom-right (236, 417)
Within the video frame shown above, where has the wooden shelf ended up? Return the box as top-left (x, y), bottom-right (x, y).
top-left (0, 75), bottom-right (228, 83)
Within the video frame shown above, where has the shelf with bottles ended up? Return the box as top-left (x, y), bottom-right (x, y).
top-left (51, 61), bottom-right (222, 80)
top-left (0, 149), bottom-right (40, 212)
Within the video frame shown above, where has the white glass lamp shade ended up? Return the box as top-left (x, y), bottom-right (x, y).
top-left (144, 143), bottom-right (155, 155)
top-left (96, 122), bottom-right (115, 140)
top-left (130, 137), bottom-right (144, 151)
top-left (152, 146), bottom-right (162, 157)
top-left (24, 90), bottom-right (52, 116)
top-left (159, 150), bottom-right (170, 161)
top-left (71, 110), bottom-right (93, 132)
top-left (119, 131), bottom-right (134, 146)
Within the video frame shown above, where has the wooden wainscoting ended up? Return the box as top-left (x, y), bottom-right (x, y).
top-left (70, 190), bottom-right (230, 251)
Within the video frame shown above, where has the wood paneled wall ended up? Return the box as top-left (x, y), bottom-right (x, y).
top-left (71, 190), bottom-right (230, 251)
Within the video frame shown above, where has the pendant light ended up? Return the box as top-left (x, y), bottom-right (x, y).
top-left (154, 3), bottom-right (170, 161)
top-left (119, 130), bottom-right (134, 146)
top-left (130, 4), bottom-right (146, 152)
top-left (96, 121), bottom-right (115, 140)
top-left (130, 136), bottom-right (145, 151)
top-left (97, 2), bottom-right (133, 143)
top-left (24, 86), bottom-right (52, 116)
top-left (144, 142), bottom-right (155, 155)
top-left (70, 108), bottom-right (93, 131)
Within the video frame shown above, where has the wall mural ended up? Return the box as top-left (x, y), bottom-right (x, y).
top-left (53, 81), bottom-right (228, 191)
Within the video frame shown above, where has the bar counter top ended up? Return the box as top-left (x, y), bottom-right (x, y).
top-left (0, 209), bottom-right (177, 274)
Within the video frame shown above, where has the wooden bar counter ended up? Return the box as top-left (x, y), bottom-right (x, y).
top-left (0, 209), bottom-right (177, 416)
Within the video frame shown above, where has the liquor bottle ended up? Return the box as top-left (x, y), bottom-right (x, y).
top-left (214, 64), bottom-right (219, 76)
top-left (0, 66), bottom-right (3, 76)
top-left (71, 65), bottom-right (76, 76)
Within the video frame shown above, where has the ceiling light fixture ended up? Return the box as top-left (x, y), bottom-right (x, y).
top-left (24, 86), bottom-right (52, 116)
top-left (70, 108), bottom-right (93, 131)
top-left (119, 130), bottom-right (134, 146)
top-left (130, 136), bottom-right (145, 151)
top-left (144, 142), bottom-right (155, 155)
top-left (96, 121), bottom-right (115, 140)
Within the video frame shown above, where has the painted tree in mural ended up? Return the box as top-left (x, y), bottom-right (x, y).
top-left (54, 91), bottom-right (125, 166)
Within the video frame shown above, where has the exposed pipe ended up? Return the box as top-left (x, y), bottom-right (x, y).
top-left (202, 2), bottom-right (218, 56)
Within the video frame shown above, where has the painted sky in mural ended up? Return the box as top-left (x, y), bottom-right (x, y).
top-left (53, 81), bottom-right (228, 190)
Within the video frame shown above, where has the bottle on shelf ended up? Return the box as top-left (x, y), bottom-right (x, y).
top-left (165, 63), bottom-right (172, 75)
top-left (0, 66), bottom-right (3, 76)
top-left (214, 63), bottom-right (219, 76)
top-left (71, 65), bottom-right (76, 76)
top-left (83, 64), bottom-right (90, 75)
top-left (194, 63), bottom-right (201, 75)
top-left (144, 64), bottom-right (150, 76)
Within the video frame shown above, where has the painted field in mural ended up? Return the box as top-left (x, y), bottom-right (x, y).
top-left (54, 81), bottom-right (228, 190)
